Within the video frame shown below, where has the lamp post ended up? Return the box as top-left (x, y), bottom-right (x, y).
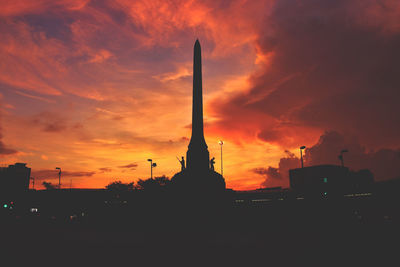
top-left (338, 149), bottom-right (349, 167)
top-left (55, 167), bottom-right (61, 189)
top-left (218, 140), bottom-right (224, 177)
top-left (147, 159), bottom-right (157, 179)
top-left (300, 146), bottom-right (306, 168)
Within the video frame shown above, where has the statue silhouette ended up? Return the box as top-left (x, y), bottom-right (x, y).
top-left (210, 157), bottom-right (215, 171)
top-left (179, 156), bottom-right (185, 171)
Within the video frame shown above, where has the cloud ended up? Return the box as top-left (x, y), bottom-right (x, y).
top-left (118, 163), bottom-right (138, 169)
top-left (254, 150), bottom-right (300, 188)
top-left (303, 131), bottom-right (400, 182)
top-left (255, 131), bottom-right (400, 188)
top-left (32, 112), bottom-right (68, 133)
top-left (0, 98), bottom-right (17, 155)
top-left (32, 169), bottom-right (96, 180)
top-left (14, 91), bottom-right (55, 103)
top-left (154, 65), bottom-right (191, 82)
top-left (209, 0), bottom-right (400, 149)
top-left (253, 167), bottom-right (281, 180)
top-left (98, 167), bottom-right (112, 173)
top-left (0, 0), bottom-right (265, 103)
top-left (0, 141), bottom-right (17, 155)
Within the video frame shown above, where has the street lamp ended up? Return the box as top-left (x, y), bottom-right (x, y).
top-left (147, 159), bottom-right (157, 179)
top-left (300, 146), bottom-right (306, 168)
top-left (55, 167), bottom-right (61, 189)
top-left (218, 140), bottom-right (224, 177)
top-left (338, 149), bottom-right (349, 167)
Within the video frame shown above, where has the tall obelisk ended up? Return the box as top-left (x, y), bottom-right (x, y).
top-left (171, 40), bottom-right (225, 193)
top-left (186, 39), bottom-right (210, 171)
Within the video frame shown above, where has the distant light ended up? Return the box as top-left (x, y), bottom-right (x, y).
top-left (251, 199), bottom-right (271, 202)
top-left (219, 140), bottom-right (224, 145)
top-left (30, 208), bottom-right (38, 213)
top-left (3, 204), bottom-right (7, 208)
top-left (323, 177), bottom-right (328, 183)
top-left (323, 192), bottom-right (328, 196)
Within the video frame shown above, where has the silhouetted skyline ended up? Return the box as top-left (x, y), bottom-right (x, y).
top-left (1, 1), bottom-right (400, 190)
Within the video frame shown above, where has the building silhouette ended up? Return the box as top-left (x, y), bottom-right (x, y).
top-left (0, 163), bottom-right (31, 198)
top-left (171, 40), bottom-right (225, 194)
top-left (289, 164), bottom-right (373, 197)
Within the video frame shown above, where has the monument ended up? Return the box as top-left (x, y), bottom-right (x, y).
top-left (171, 40), bottom-right (226, 194)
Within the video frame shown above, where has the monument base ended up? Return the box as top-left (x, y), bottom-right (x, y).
top-left (171, 169), bottom-right (226, 195)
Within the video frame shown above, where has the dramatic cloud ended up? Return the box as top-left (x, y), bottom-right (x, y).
top-left (256, 131), bottom-right (400, 188)
top-left (303, 131), bottom-right (400, 182)
top-left (210, 0), bottom-right (400, 149)
top-left (254, 150), bottom-right (299, 188)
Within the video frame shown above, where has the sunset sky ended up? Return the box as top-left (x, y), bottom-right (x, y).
top-left (1, 0), bottom-right (400, 190)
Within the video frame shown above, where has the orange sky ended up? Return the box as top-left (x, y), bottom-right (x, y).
top-left (1, 0), bottom-right (400, 190)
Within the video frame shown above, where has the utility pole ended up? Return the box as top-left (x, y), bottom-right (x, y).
top-left (338, 149), bottom-right (349, 167)
top-left (219, 140), bottom-right (224, 176)
top-left (300, 146), bottom-right (306, 168)
top-left (55, 167), bottom-right (61, 189)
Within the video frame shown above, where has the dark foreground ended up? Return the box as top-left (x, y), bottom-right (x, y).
top-left (1, 192), bottom-right (399, 266)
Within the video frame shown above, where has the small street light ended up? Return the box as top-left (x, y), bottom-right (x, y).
top-left (300, 146), bottom-right (306, 168)
top-left (147, 159), bottom-right (157, 179)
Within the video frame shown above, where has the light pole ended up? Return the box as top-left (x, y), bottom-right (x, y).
top-left (31, 176), bottom-right (35, 190)
top-left (147, 159), bottom-right (157, 179)
top-left (300, 146), bottom-right (306, 168)
top-left (219, 140), bottom-right (224, 177)
top-left (55, 167), bottom-right (61, 189)
top-left (338, 149), bottom-right (349, 167)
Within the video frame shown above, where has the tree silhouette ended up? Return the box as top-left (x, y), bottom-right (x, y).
top-left (136, 176), bottom-right (170, 191)
top-left (105, 181), bottom-right (134, 192)
top-left (42, 181), bottom-right (56, 190)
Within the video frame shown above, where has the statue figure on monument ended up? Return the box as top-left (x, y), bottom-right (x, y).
top-left (179, 156), bottom-right (185, 171)
top-left (210, 157), bottom-right (215, 171)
